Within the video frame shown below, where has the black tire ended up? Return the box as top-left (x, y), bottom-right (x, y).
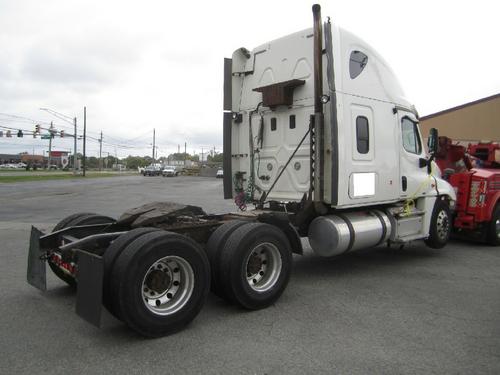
top-left (486, 205), bottom-right (500, 246)
top-left (219, 222), bottom-right (292, 310)
top-left (102, 227), bottom-right (162, 318)
top-left (53, 212), bottom-right (95, 232)
top-left (49, 213), bottom-right (115, 286)
top-left (206, 221), bottom-right (247, 297)
top-left (425, 198), bottom-right (452, 249)
top-left (65, 213), bottom-right (116, 240)
top-left (110, 231), bottom-right (210, 337)
top-left (50, 213), bottom-right (96, 287)
top-left (67, 213), bottom-right (115, 227)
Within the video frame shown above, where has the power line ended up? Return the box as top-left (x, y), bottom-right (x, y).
top-left (0, 112), bottom-right (157, 149)
top-left (0, 115), bottom-right (74, 132)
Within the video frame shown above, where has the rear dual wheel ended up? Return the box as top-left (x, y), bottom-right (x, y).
top-left (109, 231), bottom-right (210, 337)
top-left (205, 220), bottom-right (247, 297)
top-left (102, 227), bottom-right (162, 318)
top-left (208, 222), bottom-right (292, 310)
top-left (50, 212), bottom-right (115, 286)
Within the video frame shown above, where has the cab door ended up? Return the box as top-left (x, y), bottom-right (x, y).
top-left (398, 112), bottom-right (427, 198)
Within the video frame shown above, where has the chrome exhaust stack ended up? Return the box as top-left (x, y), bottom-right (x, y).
top-left (312, 4), bottom-right (325, 203)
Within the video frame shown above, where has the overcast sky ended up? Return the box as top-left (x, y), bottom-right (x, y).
top-left (0, 0), bottom-right (498, 158)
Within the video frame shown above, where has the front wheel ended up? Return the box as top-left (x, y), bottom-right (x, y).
top-left (486, 206), bottom-right (500, 246)
top-left (425, 198), bottom-right (452, 249)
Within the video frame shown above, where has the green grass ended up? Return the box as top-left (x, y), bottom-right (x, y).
top-left (0, 172), bottom-right (134, 183)
top-left (0, 169), bottom-right (33, 173)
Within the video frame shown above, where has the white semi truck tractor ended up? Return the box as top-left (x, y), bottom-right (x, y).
top-left (27, 4), bottom-right (456, 337)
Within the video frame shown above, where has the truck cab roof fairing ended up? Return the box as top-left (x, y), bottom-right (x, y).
top-left (336, 27), bottom-right (411, 109)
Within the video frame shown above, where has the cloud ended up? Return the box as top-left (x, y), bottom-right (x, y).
top-left (21, 29), bottom-right (148, 89)
top-left (1, 0), bottom-right (499, 158)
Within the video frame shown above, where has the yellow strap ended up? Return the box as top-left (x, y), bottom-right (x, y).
top-left (401, 164), bottom-right (435, 217)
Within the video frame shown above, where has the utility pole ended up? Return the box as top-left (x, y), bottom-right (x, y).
top-left (48, 122), bottom-right (53, 168)
top-left (201, 147), bottom-right (204, 164)
top-left (73, 117), bottom-right (78, 173)
top-left (178, 144), bottom-right (180, 154)
top-left (99, 130), bottom-right (103, 171)
top-left (184, 142), bottom-right (187, 167)
top-left (152, 128), bottom-right (156, 164)
top-left (83, 106), bottom-right (87, 176)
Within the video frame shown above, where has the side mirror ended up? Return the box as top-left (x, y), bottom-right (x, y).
top-left (427, 128), bottom-right (438, 154)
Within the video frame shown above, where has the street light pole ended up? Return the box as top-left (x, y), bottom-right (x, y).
top-left (99, 130), bottom-right (103, 171)
top-left (48, 122), bottom-right (53, 168)
top-left (83, 106), bottom-right (87, 176)
top-left (39, 108), bottom-right (78, 173)
top-left (152, 128), bottom-right (156, 164)
top-left (73, 117), bottom-right (78, 173)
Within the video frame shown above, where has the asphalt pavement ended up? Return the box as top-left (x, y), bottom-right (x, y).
top-left (0, 175), bottom-right (499, 374)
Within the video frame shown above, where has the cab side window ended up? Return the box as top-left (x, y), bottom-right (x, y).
top-left (401, 117), bottom-right (422, 154)
top-left (349, 51), bottom-right (368, 79)
top-left (356, 116), bottom-right (369, 154)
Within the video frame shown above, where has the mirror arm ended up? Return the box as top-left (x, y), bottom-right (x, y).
top-left (427, 153), bottom-right (435, 175)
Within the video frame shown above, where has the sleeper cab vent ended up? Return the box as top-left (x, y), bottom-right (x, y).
top-left (253, 79), bottom-right (305, 110)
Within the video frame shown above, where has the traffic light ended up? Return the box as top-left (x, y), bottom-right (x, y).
top-left (17, 130), bottom-right (23, 138)
top-left (60, 130), bottom-right (65, 138)
top-left (35, 124), bottom-right (41, 133)
top-left (33, 132), bottom-right (37, 138)
top-left (6, 130), bottom-right (12, 137)
top-left (0, 131), bottom-right (3, 137)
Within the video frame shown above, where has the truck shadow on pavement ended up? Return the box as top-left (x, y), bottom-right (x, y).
top-left (34, 244), bottom-right (448, 341)
top-left (292, 244), bottom-right (442, 280)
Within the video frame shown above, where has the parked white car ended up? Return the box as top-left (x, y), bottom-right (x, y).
top-left (162, 166), bottom-right (178, 177)
top-left (0, 163), bottom-right (17, 169)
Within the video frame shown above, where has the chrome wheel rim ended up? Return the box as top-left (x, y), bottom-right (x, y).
top-left (495, 219), bottom-right (500, 239)
top-left (245, 242), bottom-right (282, 292)
top-left (436, 210), bottom-right (450, 241)
top-left (141, 255), bottom-right (194, 316)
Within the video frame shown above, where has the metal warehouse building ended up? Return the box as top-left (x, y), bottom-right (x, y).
top-left (420, 93), bottom-right (500, 143)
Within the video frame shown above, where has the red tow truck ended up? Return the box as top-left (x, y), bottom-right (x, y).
top-left (435, 137), bottom-right (500, 245)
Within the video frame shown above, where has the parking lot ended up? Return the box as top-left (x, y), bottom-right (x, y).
top-left (1, 175), bottom-right (499, 374)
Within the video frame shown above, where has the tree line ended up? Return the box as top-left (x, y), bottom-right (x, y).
top-left (82, 152), bottom-right (223, 170)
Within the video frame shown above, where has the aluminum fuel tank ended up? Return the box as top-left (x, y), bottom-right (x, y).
top-left (308, 211), bottom-right (392, 257)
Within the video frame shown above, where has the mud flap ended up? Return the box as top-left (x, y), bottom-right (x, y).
top-left (75, 250), bottom-right (104, 327)
top-left (27, 226), bottom-right (47, 291)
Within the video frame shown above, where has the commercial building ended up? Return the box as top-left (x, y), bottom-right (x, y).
top-left (48, 151), bottom-right (69, 168)
top-left (0, 154), bottom-right (22, 164)
top-left (420, 93), bottom-right (500, 143)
